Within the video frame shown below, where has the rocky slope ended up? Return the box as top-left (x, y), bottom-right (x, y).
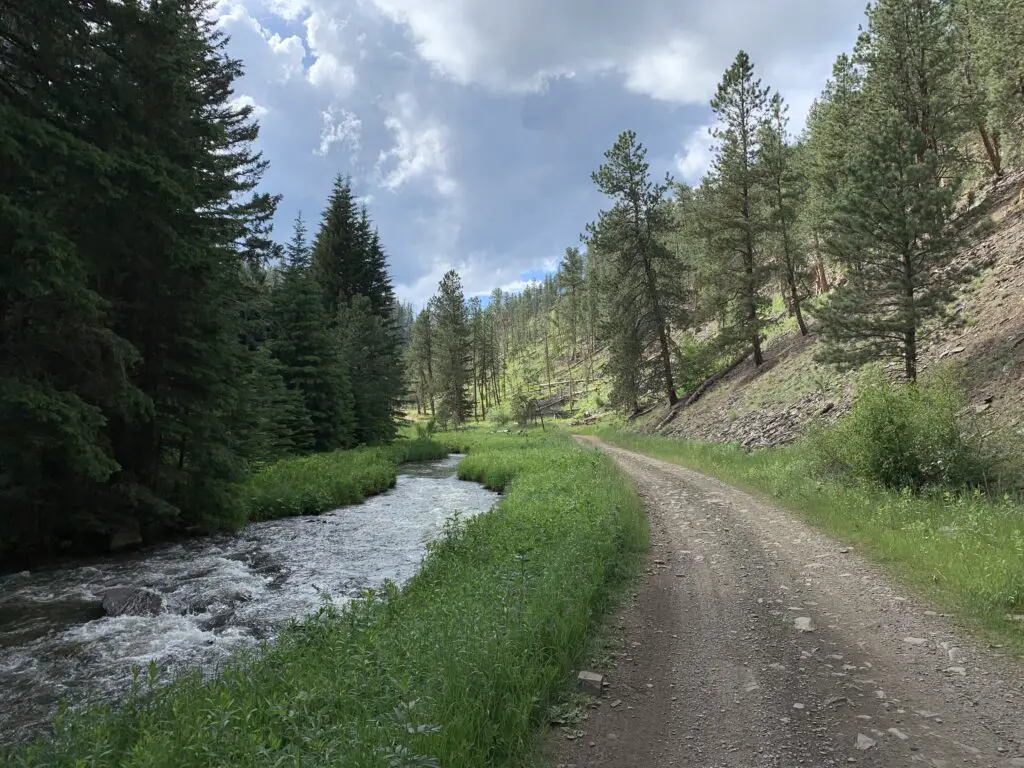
top-left (637, 170), bottom-right (1024, 449)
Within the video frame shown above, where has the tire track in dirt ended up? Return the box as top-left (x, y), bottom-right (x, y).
top-left (553, 437), bottom-right (1024, 767)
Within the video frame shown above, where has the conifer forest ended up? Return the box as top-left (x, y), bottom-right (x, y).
top-left (4, 0), bottom-right (1024, 564)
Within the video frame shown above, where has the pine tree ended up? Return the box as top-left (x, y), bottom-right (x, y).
top-left (704, 50), bottom-right (773, 366)
top-left (803, 53), bottom-right (867, 290)
top-left (269, 215), bottom-right (355, 451)
top-left (431, 271), bottom-right (472, 428)
top-left (813, 112), bottom-right (969, 380)
top-left (556, 247), bottom-right (586, 406)
top-left (410, 307), bottom-right (437, 416)
top-left (759, 94), bottom-right (810, 335)
top-left (863, 0), bottom-right (963, 167)
top-left (588, 130), bottom-right (681, 406)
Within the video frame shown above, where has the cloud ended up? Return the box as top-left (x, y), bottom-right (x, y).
top-left (363, 0), bottom-right (865, 104)
top-left (317, 106), bottom-right (361, 156)
top-left (211, 0), bottom-right (869, 306)
top-left (375, 93), bottom-right (458, 197)
top-left (230, 94), bottom-right (270, 119)
top-left (622, 36), bottom-right (719, 103)
top-left (674, 123), bottom-right (719, 184)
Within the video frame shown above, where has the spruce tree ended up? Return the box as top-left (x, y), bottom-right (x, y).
top-left (269, 215), bottom-right (355, 450)
top-left (704, 50), bottom-right (773, 366)
top-left (312, 178), bottom-right (401, 442)
top-left (339, 295), bottom-right (396, 443)
top-left (87, 0), bottom-right (285, 533)
top-left (0, 0), bottom-right (143, 554)
top-left (432, 271), bottom-right (472, 428)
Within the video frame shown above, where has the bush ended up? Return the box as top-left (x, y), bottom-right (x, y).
top-left (810, 367), bottom-right (994, 492)
top-left (491, 406), bottom-right (512, 428)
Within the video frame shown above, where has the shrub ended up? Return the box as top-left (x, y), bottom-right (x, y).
top-left (810, 366), bottom-right (995, 492)
top-left (491, 406), bottom-right (512, 428)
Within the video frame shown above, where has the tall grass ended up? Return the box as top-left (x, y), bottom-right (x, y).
top-left (593, 428), bottom-right (1024, 651)
top-left (239, 439), bottom-right (448, 521)
top-left (8, 431), bottom-right (648, 767)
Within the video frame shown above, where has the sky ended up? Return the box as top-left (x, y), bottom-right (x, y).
top-left (211, 0), bottom-right (868, 307)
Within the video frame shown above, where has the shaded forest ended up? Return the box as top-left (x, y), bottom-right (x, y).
top-left (1, 0), bottom-right (404, 564)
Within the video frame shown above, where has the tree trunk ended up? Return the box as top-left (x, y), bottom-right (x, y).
top-left (977, 121), bottom-right (1002, 177)
top-left (812, 231), bottom-right (830, 294)
top-left (902, 249), bottom-right (917, 381)
top-left (789, 274), bottom-right (808, 336)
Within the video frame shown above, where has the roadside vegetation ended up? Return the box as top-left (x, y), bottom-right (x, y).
top-left (7, 430), bottom-right (648, 768)
top-left (584, 370), bottom-right (1024, 651)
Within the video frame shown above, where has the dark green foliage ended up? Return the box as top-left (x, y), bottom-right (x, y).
top-left (758, 95), bottom-right (811, 335)
top-left (588, 130), bottom-right (683, 407)
top-left (432, 271), bottom-right (473, 427)
top-left (809, 368), bottom-right (994, 491)
top-left (812, 111), bottom-right (969, 380)
top-left (268, 216), bottom-right (355, 452)
top-left (703, 51), bottom-right (773, 366)
top-left (339, 295), bottom-right (398, 443)
top-left (311, 176), bottom-right (403, 442)
top-left (0, 0), bottom-right (406, 563)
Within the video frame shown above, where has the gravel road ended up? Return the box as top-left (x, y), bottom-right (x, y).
top-left (555, 437), bottom-right (1024, 768)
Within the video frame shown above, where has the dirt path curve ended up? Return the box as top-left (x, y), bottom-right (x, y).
top-left (556, 436), bottom-right (1024, 768)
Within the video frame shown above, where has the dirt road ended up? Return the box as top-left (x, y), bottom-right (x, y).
top-left (556, 437), bottom-right (1024, 768)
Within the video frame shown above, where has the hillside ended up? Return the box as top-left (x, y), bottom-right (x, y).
top-left (625, 170), bottom-right (1024, 449)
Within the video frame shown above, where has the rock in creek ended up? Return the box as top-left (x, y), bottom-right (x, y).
top-left (101, 587), bottom-right (164, 617)
top-left (109, 522), bottom-right (143, 552)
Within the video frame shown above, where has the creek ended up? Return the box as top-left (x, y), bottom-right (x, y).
top-left (0, 455), bottom-right (497, 746)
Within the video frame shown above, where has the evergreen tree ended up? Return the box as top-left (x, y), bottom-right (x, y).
top-left (759, 94), bottom-right (811, 335)
top-left (431, 271), bottom-right (472, 427)
top-left (87, 0), bottom-right (282, 534)
top-left (0, 0), bottom-right (143, 554)
top-left (556, 247), bottom-right (586, 405)
top-left (312, 177), bottom-right (401, 442)
top-left (269, 215), bottom-right (355, 451)
top-left (813, 112), bottom-right (969, 380)
top-left (313, 177), bottom-right (365, 318)
top-left (803, 53), bottom-right (867, 289)
top-left (410, 307), bottom-right (437, 416)
top-left (339, 295), bottom-right (396, 443)
top-left (588, 130), bottom-right (682, 406)
top-left (704, 50), bottom-right (773, 366)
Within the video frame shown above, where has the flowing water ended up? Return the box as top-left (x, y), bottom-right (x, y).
top-left (0, 455), bottom-right (498, 747)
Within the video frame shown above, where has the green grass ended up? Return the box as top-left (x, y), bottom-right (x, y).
top-left (238, 439), bottom-right (448, 521)
top-left (8, 430), bottom-right (648, 767)
top-left (589, 428), bottom-right (1024, 652)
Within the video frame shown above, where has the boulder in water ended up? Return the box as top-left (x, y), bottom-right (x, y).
top-left (102, 587), bottom-right (163, 617)
top-left (109, 522), bottom-right (142, 552)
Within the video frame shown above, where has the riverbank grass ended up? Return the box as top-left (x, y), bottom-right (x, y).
top-left (239, 438), bottom-right (447, 520)
top-left (591, 428), bottom-right (1024, 651)
top-left (10, 430), bottom-right (647, 767)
